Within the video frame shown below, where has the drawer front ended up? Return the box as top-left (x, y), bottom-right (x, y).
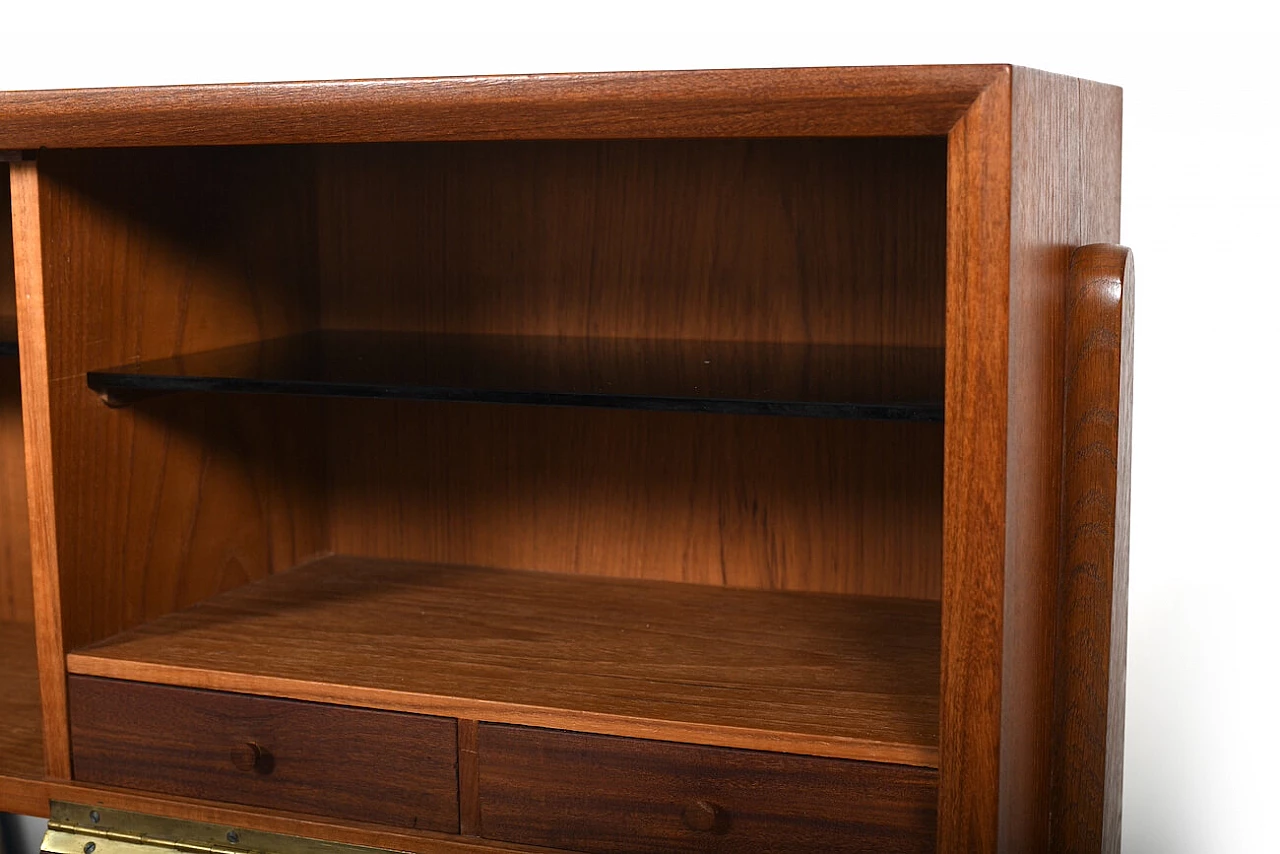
top-left (477, 724), bottom-right (936, 854)
top-left (69, 676), bottom-right (458, 832)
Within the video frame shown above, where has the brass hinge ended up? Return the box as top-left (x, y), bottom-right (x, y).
top-left (42, 803), bottom-right (405, 854)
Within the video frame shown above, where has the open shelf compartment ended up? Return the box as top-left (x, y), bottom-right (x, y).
top-left (67, 555), bottom-right (941, 768)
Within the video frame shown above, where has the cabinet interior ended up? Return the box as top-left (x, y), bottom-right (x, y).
top-left (34, 136), bottom-right (948, 767)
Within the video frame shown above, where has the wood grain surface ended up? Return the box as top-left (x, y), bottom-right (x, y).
top-left (938, 69), bottom-right (1123, 853)
top-left (330, 405), bottom-right (942, 598)
top-left (0, 619), bottom-right (43, 784)
top-left (0, 66), bottom-right (1003, 149)
top-left (69, 676), bottom-right (460, 832)
top-left (320, 136), bottom-right (946, 600)
top-left (999, 71), bottom-right (1124, 853)
top-left (10, 158), bottom-right (73, 777)
top-left (1049, 245), bottom-right (1132, 853)
top-left (18, 150), bottom-right (331, 775)
top-left (316, 138), bottom-right (945, 347)
top-left (939, 68), bottom-right (1013, 854)
top-left (477, 724), bottom-right (937, 853)
top-left (68, 555), bottom-right (941, 766)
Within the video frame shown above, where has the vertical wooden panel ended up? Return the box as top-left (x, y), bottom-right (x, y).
top-left (317, 138), bottom-right (945, 346)
top-left (999, 68), bottom-right (1079, 850)
top-left (1004, 70), bottom-right (1124, 853)
top-left (11, 158), bottom-right (72, 776)
top-left (25, 148), bottom-right (329, 712)
top-left (939, 71), bottom-right (1013, 854)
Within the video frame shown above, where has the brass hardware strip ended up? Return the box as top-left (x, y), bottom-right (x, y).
top-left (42, 803), bottom-right (407, 854)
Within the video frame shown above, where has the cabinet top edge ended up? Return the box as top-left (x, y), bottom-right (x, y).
top-left (0, 64), bottom-right (1040, 148)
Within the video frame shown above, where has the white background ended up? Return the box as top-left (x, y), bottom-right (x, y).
top-left (2, 5), bottom-right (1277, 851)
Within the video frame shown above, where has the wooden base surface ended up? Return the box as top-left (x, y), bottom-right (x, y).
top-left (68, 556), bottom-right (940, 766)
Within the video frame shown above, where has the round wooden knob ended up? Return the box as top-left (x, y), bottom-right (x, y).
top-left (681, 799), bottom-right (726, 833)
top-left (230, 741), bottom-right (274, 775)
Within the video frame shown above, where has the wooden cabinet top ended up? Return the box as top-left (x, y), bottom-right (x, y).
top-left (0, 65), bottom-right (1111, 148)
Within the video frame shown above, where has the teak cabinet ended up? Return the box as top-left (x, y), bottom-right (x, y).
top-left (0, 65), bottom-right (1134, 854)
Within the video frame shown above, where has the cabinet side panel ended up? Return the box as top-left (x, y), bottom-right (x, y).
top-left (30, 148), bottom-right (328, 661)
top-left (1001, 70), bottom-right (1123, 852)
top-left (1, 176), bottom-right (33, 624)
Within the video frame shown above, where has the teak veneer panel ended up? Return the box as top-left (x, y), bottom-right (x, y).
top-left (0, 66), bottom-right (1004, 148)
top-left (0, 619), bottom-right (43, 787)
top-left (68, 555), bottom-right (941, 767)
top-left (318, 135), bottom-right (945, 599)
top-left (329, 406), bottom-right (942, 597)
top-left (13, 150), bottom-right (331, 775)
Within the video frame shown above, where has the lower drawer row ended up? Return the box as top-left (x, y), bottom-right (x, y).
top-left (68, 677), bottom-right (936, 854)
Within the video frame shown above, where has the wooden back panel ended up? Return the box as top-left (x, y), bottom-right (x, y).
top-left (1, 175), bottom-right (33, 624)
top-left (320, 138), bottom-right (946, 597)
top-left (316, 138), bottom-right (945, 345)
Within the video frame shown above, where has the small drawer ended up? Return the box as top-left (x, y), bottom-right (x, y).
top-left (477, 724), bottom-right (936, 854)
top-left (68, 676), bottom-right (458, 832)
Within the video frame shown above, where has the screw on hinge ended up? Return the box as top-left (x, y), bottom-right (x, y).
top-left (83, 843), bottom-right (96, 854)
top-left (226, 831), bottom-right (240, 845)
top-left (89, 811), bottom-right (100, 825)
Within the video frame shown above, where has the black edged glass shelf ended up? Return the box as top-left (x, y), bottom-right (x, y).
top-left (86, 331), bottom-right (945, 421)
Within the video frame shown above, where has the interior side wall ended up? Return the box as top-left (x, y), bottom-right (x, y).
top-left (31, 148), bottom-right (329, 652)
top-left (319, 138), bottom-right (947, 598)
top-left (0, 176), bottom-right (33, 623)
